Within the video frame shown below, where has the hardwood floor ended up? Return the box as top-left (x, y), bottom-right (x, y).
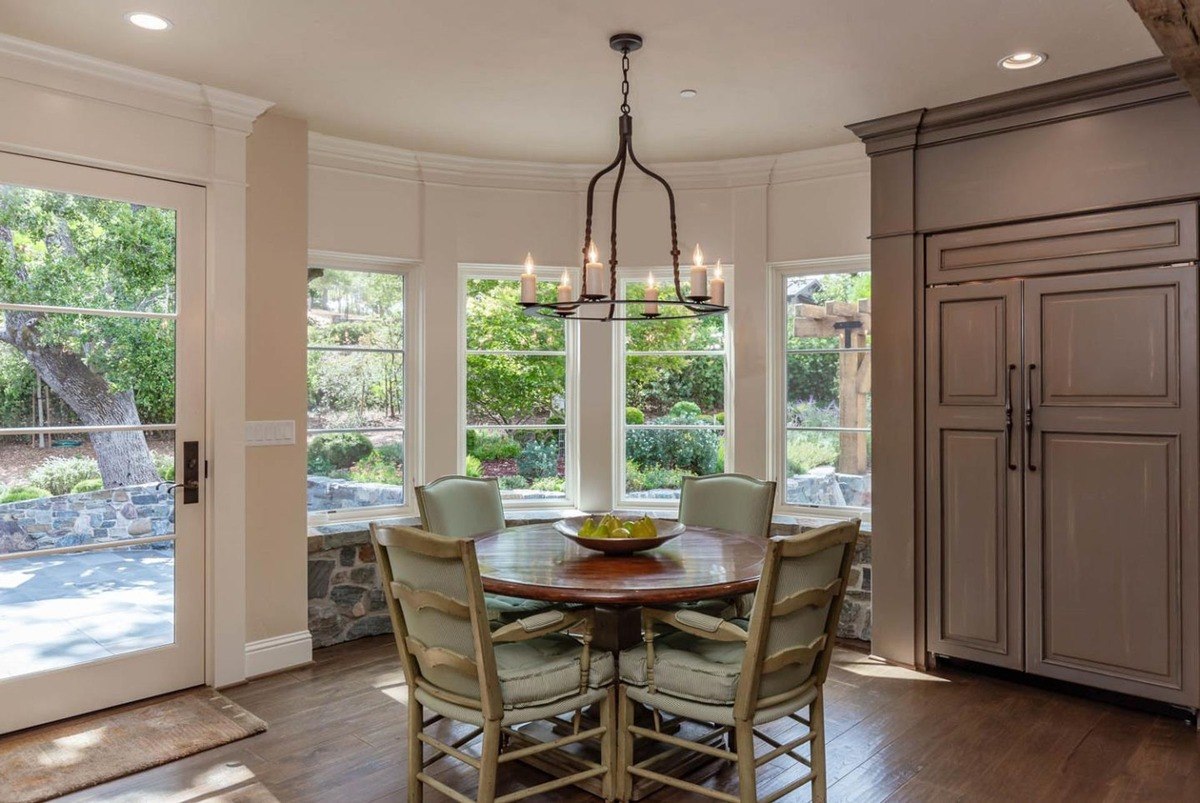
top-left (56, 636), bottom-right (1200, 802)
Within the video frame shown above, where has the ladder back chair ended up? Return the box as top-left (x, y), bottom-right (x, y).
top-left (415, 475), bottom-right (556, 624)
top-left (678, 473), bottom-right (778, 617)
top-left (618, 519), bottom-right (860, 803)
top-left (370, 523), bottom-right (617, 802)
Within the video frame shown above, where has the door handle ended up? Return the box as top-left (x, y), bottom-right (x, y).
top-left (1025, 364), bottom-right (1037, 472)
top-left (157, 442), bottom-right (200, 504)
top-left (1005, 364), bottom-right (1017, 470)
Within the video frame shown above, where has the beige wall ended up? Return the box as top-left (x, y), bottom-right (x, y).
top-left (245, 112), bottom-right (310, 643)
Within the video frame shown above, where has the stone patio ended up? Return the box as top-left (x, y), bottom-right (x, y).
top-left (0, 547), bottom-right (175, 680)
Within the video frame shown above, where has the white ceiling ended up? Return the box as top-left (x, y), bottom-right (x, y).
top-left (0, 0), bottom-right (1161, 162)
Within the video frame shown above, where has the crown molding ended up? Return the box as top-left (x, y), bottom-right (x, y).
top-left (308, 132), bottom-right (865, 192)
top-left (0, 33), bottom-right (273, 133)
top-left (849, 58), bottom-right (1184, 155)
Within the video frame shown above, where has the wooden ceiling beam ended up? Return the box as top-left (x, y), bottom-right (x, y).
top-left (1128, 0), bottom-right (1200, 104)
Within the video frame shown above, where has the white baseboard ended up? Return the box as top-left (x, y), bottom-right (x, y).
top-left (244, 630), bottom-right (313, 678)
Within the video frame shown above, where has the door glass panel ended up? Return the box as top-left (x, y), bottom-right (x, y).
top-left (0, 181), bottom-right (179, 680)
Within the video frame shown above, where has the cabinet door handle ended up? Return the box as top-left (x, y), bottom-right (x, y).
top-left (1005, 364), bottom-right (1017, 470)
top-left (1025, 363), bottom-right (1037, 472)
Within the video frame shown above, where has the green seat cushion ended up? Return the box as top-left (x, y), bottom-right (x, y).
top-left (484, 594), bottom-right (556, 624)
top-left (619, 620), bottom-right (806, 706)
top-left (495, 633), bottom-right (614, 709)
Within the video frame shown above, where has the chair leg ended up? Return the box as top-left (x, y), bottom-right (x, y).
top-left (619, 686), bottom-right (636, 802)
top-left (407, 689), bottom-right (423, 803)
top-left (478, 719), bottom-right (502, 803)
top-left (735, 720), bottom-right (758, 802)
top-left (601, 687), bottom-right (617, 801)
top-left (810, 693), bottom-right (827, 803)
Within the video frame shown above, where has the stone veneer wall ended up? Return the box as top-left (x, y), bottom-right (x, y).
top-left (308, 514), bottom-right (872, 649)
top-left (0, 484), bottom-right (174, 555)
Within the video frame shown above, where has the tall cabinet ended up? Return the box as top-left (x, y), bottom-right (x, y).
top-left (925, 205), bottom-right (1200, 707)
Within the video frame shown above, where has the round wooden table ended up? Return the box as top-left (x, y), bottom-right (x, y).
top-left (474, 522), bottom-right (766, 651)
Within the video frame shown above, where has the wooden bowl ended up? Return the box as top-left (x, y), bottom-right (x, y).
top-left (554, 516), bottom-right (685, 555)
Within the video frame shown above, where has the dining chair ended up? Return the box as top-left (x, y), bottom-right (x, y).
top-left (370, 523), bottom-right (617, 803)
top-left (617, 519), bottom-right (860, 803)
top-left (678, 473), bottom-right (777, 617)
top-left (415, 475), bottom-right (556, 624)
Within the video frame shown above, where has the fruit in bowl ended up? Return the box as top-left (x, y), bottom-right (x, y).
top-left (578, 513), bottom-right (657, 540)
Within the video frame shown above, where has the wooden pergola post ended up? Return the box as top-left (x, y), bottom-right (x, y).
top-left (794, 299), bottom-right (871, 475)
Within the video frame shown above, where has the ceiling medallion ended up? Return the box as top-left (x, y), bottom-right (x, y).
top-left (519, 33), bottom-right (728, 323)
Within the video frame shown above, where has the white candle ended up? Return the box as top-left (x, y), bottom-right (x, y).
top-left (644, 272), bottom-right (659, 316)
top-left (557, 270), bottom-right (573, 305)
top-left (585, 241), bottom-right (605, 297)
top-left (689, 244), bottom-right (708, 298)
top-left (710, 260), bottom-right (725, 306)
top-left (520, 252), bottom-right (537, 304)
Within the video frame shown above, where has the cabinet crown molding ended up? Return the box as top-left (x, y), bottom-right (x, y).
top-left (848, 58), bottom-right (1182, 155)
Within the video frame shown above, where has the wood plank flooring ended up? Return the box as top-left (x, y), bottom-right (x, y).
top-left (54, 636), bottom-right (1200, 802)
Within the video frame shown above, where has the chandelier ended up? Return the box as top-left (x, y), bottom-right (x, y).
top-left (519, 33), bottom-right (728, 322)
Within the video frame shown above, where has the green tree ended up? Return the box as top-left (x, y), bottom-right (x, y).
top-left (0, 186), bottom-right (176, 486)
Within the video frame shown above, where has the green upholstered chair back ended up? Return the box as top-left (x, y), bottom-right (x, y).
top-left (369, 524), bottom-right (502, 718)
top-left (678, 473), bottom-right (777, 538)
top-left (415, 475), bottom-right (506, 538)
top-left (736, 519), bottom-right (860, 717)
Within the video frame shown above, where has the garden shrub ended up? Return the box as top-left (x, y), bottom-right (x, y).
top-left (626, 402), bottom-right (722, 476)
top-left (27, 456), bottom-right (101, 496)
top-left (153, 452), bottom-right (175, 482)
top-left (348, 452), bottom-right (404, 486)
top-left (468, 431), bottom-right (521, 462)
top-left (545, 413), bottom-right (565, 426)
top-left (517, 440), bottom-right (558, 480)
top-left (1, 486), bottom-right (51, 504)
top-left (626, 461), bottom-right (683, 492)
top-left (715, 411), bottom-right (725, 425)
top-left (465, 455), bottom-right (483, 478)
top-left (669, 401), bottom-right (702, 418)
top-left (786, 433), bottom-right (838, 476)
top-left (625, 406), bottom-right (645, 425)
top-left (71, 478), bottom-right (104, 494)
top-left (308, 433), bottom-right (373, 471)
top-left (497, 475), bottom-right (529, 491)
top-left (375, 442), bottom-right (405, 464)
top-left (530, 477), bottom-right (565, 493)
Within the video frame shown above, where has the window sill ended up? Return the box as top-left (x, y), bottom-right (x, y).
top-left (306, 507), bottom-right (867, 552)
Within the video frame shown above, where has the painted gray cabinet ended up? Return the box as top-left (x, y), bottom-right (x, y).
top-left (927, 262), bottom-right (1199, 706)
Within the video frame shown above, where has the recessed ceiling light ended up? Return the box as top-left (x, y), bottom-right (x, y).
top-left (125, 12), bottom-right (173, 31)
top-left (680, 89), bottom-right (698, 99)
top-left (998, 51), bottom-right (1046, 70)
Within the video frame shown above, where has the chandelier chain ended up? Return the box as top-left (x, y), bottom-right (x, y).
top-left (620, 49), bottom-right (631, 115)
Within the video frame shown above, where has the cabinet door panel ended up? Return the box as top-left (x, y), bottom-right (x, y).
top-left (926, 281), bottom-right (1023, 668)
top-left (1025, 266), bottom-right (1198, 706)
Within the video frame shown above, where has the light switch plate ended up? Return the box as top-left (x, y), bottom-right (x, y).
top-left (246, 419), bottom-right (296, 447)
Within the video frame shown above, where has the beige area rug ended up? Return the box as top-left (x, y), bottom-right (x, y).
top-left (0, 688), bottom-right (267, 803)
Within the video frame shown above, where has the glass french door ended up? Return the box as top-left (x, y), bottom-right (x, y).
top-left (0, 153), bottom-right (205, 733)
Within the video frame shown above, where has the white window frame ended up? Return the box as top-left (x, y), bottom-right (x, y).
top-left (457, 264), bottom-right (580, 509)
top-left (613, 265), bottom-right (734, 510)
top-left (768, 255), bottom-right (872, 521)
top-left (306, 250), bottom-right (423, 525)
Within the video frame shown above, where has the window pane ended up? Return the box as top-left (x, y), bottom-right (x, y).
top-left (466, 354), bottom-right (565, 427)
top-left (307, 431), bottom-right (405, 512)
top-left (308, 269), bottom-right (403, 350)
top-left (0, 313), bottom-right (175, 429)
top-left (466, 278), bottom-right (565, 352)
top-left (786, 352), bottom-right (871, 429)
top-left (625, 427), bottom-right (725, 498)
top-left (466, 428), bottom-right (565, 500)
top-left (307, 351), bottom-right (404, 430)
top-left (623, 280), bottom-right (724, 351)
top-left (626, 354), bottom-right (724, 422)
top-left (786, 272), bottom-right (870, 351)
top-left (0, 184), bottom-right (177, 313)
top-left (784, 429), bottom-right (871, 508)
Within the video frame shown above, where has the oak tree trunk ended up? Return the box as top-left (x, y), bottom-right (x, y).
top-left (0, 310), bottom-right (159, 487)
